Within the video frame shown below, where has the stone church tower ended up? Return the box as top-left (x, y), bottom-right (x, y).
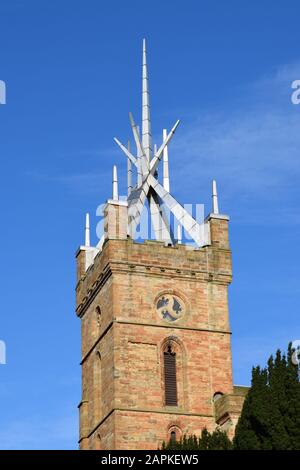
top-left (75, 40), bottom-right (247, 450)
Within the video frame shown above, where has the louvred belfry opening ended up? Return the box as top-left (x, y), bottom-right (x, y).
top-left (164, 345), bottom-right (178, 406)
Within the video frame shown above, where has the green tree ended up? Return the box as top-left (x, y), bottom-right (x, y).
top-left (284, 343), bottom-right (300, 449)
top-left (162, 428), bottom-right (232, 450)
top-left (233, 366), bottom-right (271, 449)
top-left (234, 344), bottom-right (300, 450)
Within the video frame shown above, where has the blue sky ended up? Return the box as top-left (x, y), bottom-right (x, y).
top-left (0, 0), bottom-right (300, 449)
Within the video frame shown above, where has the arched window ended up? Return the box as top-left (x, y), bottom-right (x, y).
top-left (168, 425), bottom-right (182, 443)
top-left (213, 391), bottom-right (224, 402)
top-left (92, 306), bottom-right (102, 343)
top-left (95, 306), bottom-right (101, 329)
top-left (164, 345), bottom-right (177, 406)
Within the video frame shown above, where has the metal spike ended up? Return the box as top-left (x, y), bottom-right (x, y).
top-left (163, 129), bottom-right (170, 192)
top-left (127, 141), bottom-right (132, 196)
top-left (137, 125), bottom-right (143, 187)
top-left (212, 179), bottom-right (219, 214)
top-left (113, 165), bottom-right (119, 200)
top-left (142, 38), bottom-right (152, 164)
top-left (85, 213), bottom-right (90, 247)
top-left (114, 137), bottom-right (137, 166)
top-left (150, 120), bottom-right (180, 173)
top-left (129, 112), bottom-right (148, 177)
top-left (154, 144), bottom-right (158, 179)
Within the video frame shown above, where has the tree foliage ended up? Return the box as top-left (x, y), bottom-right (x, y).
top-left (234, 343), bottom-right (300, 450)
top-left (161, 429), bottom-right (232, 450)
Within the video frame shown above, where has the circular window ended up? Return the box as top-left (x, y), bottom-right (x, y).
top-left (156, 294), bottom-right (185, 323)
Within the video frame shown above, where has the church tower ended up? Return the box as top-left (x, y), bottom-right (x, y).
top-left (75, 40), bottom-right (246, 450)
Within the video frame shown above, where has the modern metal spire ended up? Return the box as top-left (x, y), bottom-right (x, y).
top-left (212, 179), bottom-right (219, 214)
top-left (142, 38), bottom-right (152, 165)
top-left (85, 213), bottom-right (90, 247)
top-left (113, 40), bottom-right (210, 248)
top-left (80, 39), bottom-right (214, 276)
